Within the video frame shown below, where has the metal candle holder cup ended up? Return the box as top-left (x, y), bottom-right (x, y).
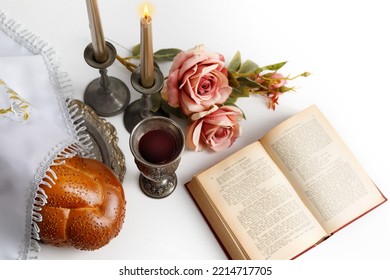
top-left (129, 116), bottom-right (185, 198)
top-left (84, 41), bottom-right (131, 117)
top-left (123, 64), bottom-right (165, 133)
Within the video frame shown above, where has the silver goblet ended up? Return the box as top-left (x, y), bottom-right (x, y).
top-left (129, 116), bottom-right (185, 198)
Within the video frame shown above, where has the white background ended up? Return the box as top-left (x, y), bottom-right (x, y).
top-left (1, 0), bottom-right (389, 260)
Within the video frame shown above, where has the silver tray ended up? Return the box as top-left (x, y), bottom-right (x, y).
top-left (69, 99), bottom-right (126, 182)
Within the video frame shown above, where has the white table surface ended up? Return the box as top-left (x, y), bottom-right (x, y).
top-left (1, 0), bottom-right (389, 260)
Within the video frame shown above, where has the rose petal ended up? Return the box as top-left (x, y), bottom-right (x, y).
top-left (191, 105), bottom-right (219, 121)
top-left (179, 53), bottom-right (212, 78)
top-left (218, 105), bottom-right (244, 120)
top-left (192, 64), bottom-right (219, 99)
top-left (165, 70), bottom-right (181, 107)
top-left (186, 120), bottom-right (205, 152)
top-left (170, 50), bottom-right (196, 74)
top-left (165, 45), bottom-right (232, 118)
top-left (181, 91), bottom-right (206, 115)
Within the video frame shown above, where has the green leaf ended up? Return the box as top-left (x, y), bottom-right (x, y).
top-left (224, 95), bottom-right (238, 105)
top-left (239, 86), bottom-right (251, 97)
top-left (256, 61), bottom-right (287, 73)
top-left (227, 51), bottom-right (241, 72)
top-left (238, 60), bottom-right (259, 74)
top-left (228, 71), bottom-right (239, 88)
top-left (153, 48), bottom-right (182, 61)
top-left (150, 92), bottom-right (161, 112)
top-left (230, 86), bottom-right (251, 98)
top-left (237, 76), bottom-right (261, 88)
top-left (132, 44), bottom-right (141, 57)
top-left (279, 86), bottom-right (295, 93)
top-left (250, 90), bottom-right (270, 96)
top-left (160, 99), bottom-right (187, 119)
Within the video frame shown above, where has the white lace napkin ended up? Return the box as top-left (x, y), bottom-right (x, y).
top-left (0, 11), bottom-right (92, 259)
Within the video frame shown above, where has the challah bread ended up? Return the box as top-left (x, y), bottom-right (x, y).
top-left (38, 156), bottom-right (126, 250)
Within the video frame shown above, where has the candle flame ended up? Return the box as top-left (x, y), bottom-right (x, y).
top-left (143, 4), bottom-right (150, 18)
top-left (139, 3), bottom-right (154, 19)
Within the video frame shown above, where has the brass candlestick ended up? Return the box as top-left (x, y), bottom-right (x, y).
top-left (84, 41), bottom-right (131, 117)
top-left (123, 64), bottom-right (166, 133)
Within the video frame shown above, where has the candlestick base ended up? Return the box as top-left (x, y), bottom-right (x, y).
top-left (84, 42), bottom-right (131, 117)
top-left (84, 76), bottom-right (130, 117)
top-left (123, 65), bottom-right (165, 133)
top-left (123, 99), bottom-right (167, 134)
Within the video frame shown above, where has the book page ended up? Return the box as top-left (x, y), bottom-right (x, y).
top-left (195, 142), bottom-right (327, 260)
top-left (186, 178), bottom-right (249, 260)
top-left (260, 105), bottom-right (386, 234)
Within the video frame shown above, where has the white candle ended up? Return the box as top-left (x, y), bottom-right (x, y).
top-left (140, 4), bottom-right (154, 88)
top-left (86, 0), bottom-right (108, 63)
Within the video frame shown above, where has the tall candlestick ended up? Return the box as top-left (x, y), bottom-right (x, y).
top-left (140, 4), bottom-right (154, 88)
top-left (86, 0), bottom-right (108, 63)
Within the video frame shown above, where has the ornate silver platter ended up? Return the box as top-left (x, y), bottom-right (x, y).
top-left (69, 99), bottom-right (126, 182)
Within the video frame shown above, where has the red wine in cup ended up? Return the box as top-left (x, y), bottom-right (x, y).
top-left (138, 129), bottom-right (176, 164)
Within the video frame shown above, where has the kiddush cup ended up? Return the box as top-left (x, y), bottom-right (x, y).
top-left (129, 116), bottom-right (185, 198)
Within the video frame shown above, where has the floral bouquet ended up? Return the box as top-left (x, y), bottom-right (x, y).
top-left (117, 45), bottom-right (309, 152)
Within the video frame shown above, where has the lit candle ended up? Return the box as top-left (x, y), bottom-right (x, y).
top-left (140, 4), bottom-right (154, 88)
top-left (86, 0), bottom-right (108, 63)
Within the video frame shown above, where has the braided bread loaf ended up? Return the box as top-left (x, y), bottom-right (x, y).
top-left (38, 156), bottom-right (126, 251)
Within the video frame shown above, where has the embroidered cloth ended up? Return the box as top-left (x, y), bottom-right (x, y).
top-left (0, 11), bottom-right (91, 259)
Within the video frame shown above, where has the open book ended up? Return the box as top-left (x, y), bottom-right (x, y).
top-left (186, 105), bottom-right (386, 260)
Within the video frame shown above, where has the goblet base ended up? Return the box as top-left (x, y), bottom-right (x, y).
top-left (139, 173), bottom-right (177, 199)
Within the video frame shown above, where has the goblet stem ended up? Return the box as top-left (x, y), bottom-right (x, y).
top-left (139, 173), bottom-right (177, 199)
top-left (130, 116), bottom-right (185, 199)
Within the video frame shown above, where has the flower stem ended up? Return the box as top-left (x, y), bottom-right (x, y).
top-left (289, 72), bottom-right (311, 80)
top-left (116, 55), bottom-right (137, 72)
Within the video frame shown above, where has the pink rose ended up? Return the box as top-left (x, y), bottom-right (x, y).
top-left (267, 73), bottom-right (287, 89)
top-left (256, 72), bottom-right (287, 90)
top-left (254, 72), bottom-right (287, 110)
top-left (161, 45), bottom-right (232, 116)
top-left (186, 105), bottom-right (243, 152)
